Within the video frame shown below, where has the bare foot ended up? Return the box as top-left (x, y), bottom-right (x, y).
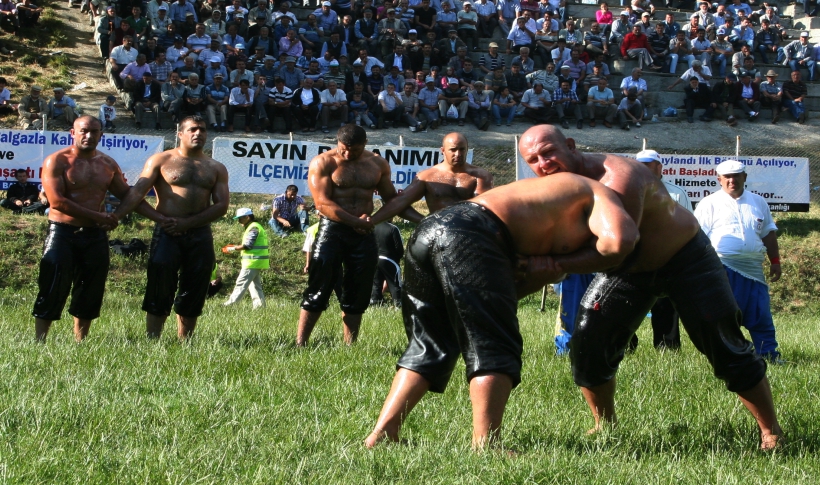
top-left (586, 419), bottom-right (617, 435)
top-left (364, 427), bottom-right (400, 448)
top-left (761, 431), bottom-right (784, 451)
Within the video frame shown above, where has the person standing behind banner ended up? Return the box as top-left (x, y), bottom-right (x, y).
top-left (694, 159), bottom-right (783, 363)
top-left (223, 207), bottom-right (268, 309)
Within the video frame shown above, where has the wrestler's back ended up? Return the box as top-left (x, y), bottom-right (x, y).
top-left (153, 151), bottom-right (221, 217)
top-left (473, 174), bottom-right (597, 256)
top-left (598, 155), bottom-right (700, 272)
top-left (46, 148), bottom-right (116, 227)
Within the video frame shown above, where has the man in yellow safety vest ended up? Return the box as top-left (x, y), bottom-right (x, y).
top-left (223, 207), bottom-right (269, 308)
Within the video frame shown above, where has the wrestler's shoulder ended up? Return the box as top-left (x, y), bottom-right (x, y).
top-left (465, 164), bottom-right (492, 180)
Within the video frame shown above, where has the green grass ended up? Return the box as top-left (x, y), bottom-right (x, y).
top-left (0, 208), bottom-right (819, 482)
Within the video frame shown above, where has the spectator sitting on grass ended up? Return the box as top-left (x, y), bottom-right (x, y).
top-left (99, 94), bottom-right (118, 132)
top-left (0, 76), bottom-right (15, 115)
top-left (16, 0), bottom-right (42, 29)
top-left (47, 87), bottom-right (78, 126)
top-left (17, 85), bottom-right (47, 130)
top-left (269, 185), bottom-right (309, 238)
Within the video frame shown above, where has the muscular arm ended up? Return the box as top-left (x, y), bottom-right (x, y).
top-left (475, 170), bottom-right (493, 194)
top-left (174, 163), bottom-right (230, 230)
top-left (369, 176), bottom-right (427, 225)
top-left (42, 155), bottom-right (111, 226)
top-left (106, 167), bottom-right (167, 223)
top-left (373, 159), bottom-right (424, 223)
top-left (515, 183), bottom-right (640, 297)
top-left (113, 154), bottom-right (164, 220)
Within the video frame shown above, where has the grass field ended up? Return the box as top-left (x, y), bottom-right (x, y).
top-left (1, 208), bottom-right (819, 483)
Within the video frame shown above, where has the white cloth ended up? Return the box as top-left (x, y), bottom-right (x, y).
top-left (320, 89), bottom-right (346, 104)
top-left (662, 180), bottom-right (693, 212)
top-left (300, 88), bottom-right (314, 104)
top-left (229, 87), bottom-right (254, 105)
top-left (694, 189), bottom-right (777, 284)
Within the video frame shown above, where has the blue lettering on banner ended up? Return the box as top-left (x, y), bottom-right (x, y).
top-left (247, 161), bottom-right (309, 182)
top-left (0, 131), bottom-right (46, 146)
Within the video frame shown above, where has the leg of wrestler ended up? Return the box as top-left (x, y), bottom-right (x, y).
top-left (366, 222), bottom-right (456, 447)
top-left (365, 368), bottom-right (432, 447)
top-left (469, 372), bottom-right (513, 450)
top-left (143, 226), bottom-right (182, 338)
top-left (571, 273), bottom-right (657, 433)
top-left (298, 220), bottom-right (345, 346)
top-left (650, 297), bottom-right (681, 350)
top-left (67, 230), bottom-right (110, 342)
top-left (666, 234), bottom-right (780, 449)
top-left (33, 225), bottom-right (75, 341)
top-left (339, 232), bottom-right (379, 345)
top-left (174, 227), bottom-right (216, 340)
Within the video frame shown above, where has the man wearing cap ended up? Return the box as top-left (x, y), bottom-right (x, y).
top-left (378, 8), bottom-right (407, 57)
top-left (203, 56), bottom-right (227, 85)
top-left (204, 71), bottom-right (229, 131)
top-left (223, 207), bottom-right (268, 308)
top-left (784, 32), bottom-right (815, 81)
top-left (152, 5), bottom-right (173, 40)
top-left (437, 26), bottom-right (465, 60)
top-left (114, 114), bottom-right (229, 341)
top-left (609, 10), bottom-right (631, 46)
top-left (147, 0), bottom-right (171, 27)
top-left (418, 75), bottom-right (443, 128)
top-left (759, 70), bottom-right (783, 124)
top-left (203, 9), bottom-right (226, 37)
top-left (313, 1), bottom-right (338, 34)
top-left (711, 28), bottom-right (734, 77)
top-left (695, 160), bottom-right (783, 362)
top-left (438, 78), bottom-right (468, 126)
top-left (134, 71), bottom-right (162, 130)
top-left (46, 87), bottom-right (77, 126)
top-left (666, 59), bottom-right (712, 90)
top-left (635, 149), bottom-right (693, 349)
top-left (166, 34), bottom-right (190, 69)
top-left (517, 125), bottom-right (784, 451)
top-left (278, 56), bottom-right (306, 91)
top-left (683, 76), bottom-right (715, 122)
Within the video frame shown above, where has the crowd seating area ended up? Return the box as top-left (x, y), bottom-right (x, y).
top-left (5, 0), bottom-right (820, 131)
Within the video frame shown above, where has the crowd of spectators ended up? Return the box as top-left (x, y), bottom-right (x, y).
top-left (1, 0), bottom-right (816, 131)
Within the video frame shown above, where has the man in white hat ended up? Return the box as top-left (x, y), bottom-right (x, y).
top-left (223, 207), bottom-right (268, 309)
top-left (694, 160), bottom-right (782, 362)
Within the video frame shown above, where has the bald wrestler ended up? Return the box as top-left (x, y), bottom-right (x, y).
top-left (115, 115), bottom-right (229, 340)
top-left (34, 115), bottom-right (165, 342)
top-left (369, 132), bottom-right (493, 224)
top-left (365, 173), bottom-right (638, 449)
top-left (518, 125), bottom-right (782, 450)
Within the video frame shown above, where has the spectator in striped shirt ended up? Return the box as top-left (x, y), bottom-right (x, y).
top-left (269, 185), bottom-right (309, 237)
top-left (553, 79), bottom-right (582, 129)
top-left (266, 77), bottom-right (294, 134)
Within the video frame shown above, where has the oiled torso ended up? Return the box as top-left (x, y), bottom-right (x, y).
top-left (595, 155), bottom-right (700, 272)
top-left (326, 152), bottom-right (384, 217)
top-left (48, 149), bottom-right (117, 227)
top-left (154, 154), bottom-right (221, 217)
top-left (473, 174), bottom-right (596, 256)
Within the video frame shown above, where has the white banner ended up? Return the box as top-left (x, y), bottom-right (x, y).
top-left (516, 152), bottom-right (810, 212)
top-left (212, 137), bottom-right (473, 196)
top-left (0, 130), bottom-right (165, 190)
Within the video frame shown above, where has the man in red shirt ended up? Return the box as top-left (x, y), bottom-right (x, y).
top-left (621, 24), bottom-right (653, 69)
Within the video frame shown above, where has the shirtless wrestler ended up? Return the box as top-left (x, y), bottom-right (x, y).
top-left (298, 124), bottom-right (420, 347)
top-left (369, 132), bottom-right (493, 224)
top-left (518, 125), bottom-right (782, 450)
top-left (365, 174), bottom-right (639, 449)
top-left (114, 115), bottom-right (229, 340)
top-left (34, 115), bottom-right (165, 342)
